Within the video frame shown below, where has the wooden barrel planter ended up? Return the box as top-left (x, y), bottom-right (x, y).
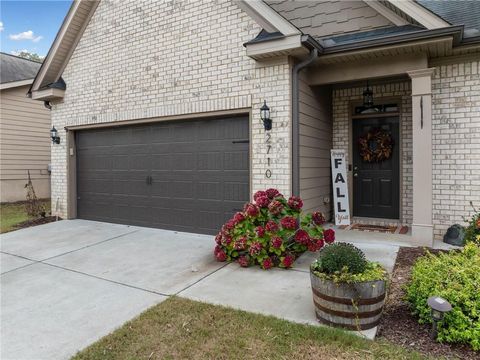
top-left (310, 272), bottom-right (386, 330)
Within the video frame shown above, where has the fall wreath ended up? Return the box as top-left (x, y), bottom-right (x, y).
top-left (358, 128), bottom-right (394, 162)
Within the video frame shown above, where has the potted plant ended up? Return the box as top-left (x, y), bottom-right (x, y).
top-left (310, 243), bottom-right (388, 331)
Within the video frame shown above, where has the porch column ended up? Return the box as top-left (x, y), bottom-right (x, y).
top-left (407, 68), bottom-right (435, 246)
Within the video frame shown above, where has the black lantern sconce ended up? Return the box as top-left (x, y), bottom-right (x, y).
top-left (260, 100), bottom-right (272, 131)
top-left (50, 126), bottom-right (60, 144)
top-left (427, 296), bottom-right (452, 340)
top-left (363, 80), bottom-right (374, 108)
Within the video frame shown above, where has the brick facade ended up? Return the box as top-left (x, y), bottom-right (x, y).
top-left (431, 60), bottom-right (480, 239)
top-left (50, 0), bottom-right (293, 218)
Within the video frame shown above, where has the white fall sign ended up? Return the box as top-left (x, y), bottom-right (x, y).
top-left (330, 150), bottom-right (351, 226)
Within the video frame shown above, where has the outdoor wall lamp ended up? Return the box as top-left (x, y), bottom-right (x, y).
top-left (260, 100), bottom-right (272, 131)
top-left (50, 126), bottom-right (60, 144)
top-left (363, 80), bottom-right (374, 108)
top-left (427, 296), bottom-right (452, 340)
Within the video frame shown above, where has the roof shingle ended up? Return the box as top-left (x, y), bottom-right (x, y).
top-left (0, 52), bottom-right (42, 84)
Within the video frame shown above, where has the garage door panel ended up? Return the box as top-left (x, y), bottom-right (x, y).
top-left (224, 182), bottom-right (249, 201)
top-left (197, 182), bottom-right (222, 200)
top-left (197, 152), bottom-right (222, 170)
top-left (76, 115), bottom-right (249, 234)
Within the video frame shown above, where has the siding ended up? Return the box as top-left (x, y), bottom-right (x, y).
top-left (266, 0), bottom-right (393, 39)
top-left (298, 72), bottom-right (332, 218)
top-left (0, 85), bottom-right (51, 201)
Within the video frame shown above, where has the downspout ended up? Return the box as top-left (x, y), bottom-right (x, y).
top-left (292, 47), bottom-right (318, 196)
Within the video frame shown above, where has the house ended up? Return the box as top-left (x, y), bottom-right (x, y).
top-left (1, 53), bottom-right (51, 202)
top-left (28, 0), bottom-right (480, 245)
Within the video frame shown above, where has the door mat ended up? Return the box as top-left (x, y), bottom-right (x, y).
top-left (338, 223), bottom-right (409, 234)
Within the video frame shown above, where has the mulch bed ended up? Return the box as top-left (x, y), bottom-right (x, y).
top-left (377, 247), bottom-right (478, 360)
top-left (13, 216), bottom-right (60, 230)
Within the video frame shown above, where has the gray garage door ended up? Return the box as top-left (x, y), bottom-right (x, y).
top-left (76, 116), bottom-right (249, 234)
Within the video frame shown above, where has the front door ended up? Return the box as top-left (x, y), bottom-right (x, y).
top-left (352, 117), bottom-right (399, 219)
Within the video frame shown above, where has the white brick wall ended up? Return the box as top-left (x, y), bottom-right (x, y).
top-left (432, 60), bottom-right (480, 239)
top-left (50, 0), bottom-right (293, 218)
top-left (332, 82), bottom-right (413, 225)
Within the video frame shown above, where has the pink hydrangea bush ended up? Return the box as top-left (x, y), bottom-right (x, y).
top-left (214, 189), bottom-right (334, 269)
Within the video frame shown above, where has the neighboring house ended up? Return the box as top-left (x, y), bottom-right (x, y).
top-left (28, 0), bottom-right (479, 245)
top-left (1, 53), bottom-right (51, 202)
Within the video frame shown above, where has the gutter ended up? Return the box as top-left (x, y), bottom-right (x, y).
top-left (291, 36), bottom-right (321, 196)
top-left (321, 25), bottom-right (464, 54)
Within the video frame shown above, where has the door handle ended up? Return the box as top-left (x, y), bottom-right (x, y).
top-left (353, 173), bottom-right (358, 177)
top-left (146, 175), bottom-right (153, 185)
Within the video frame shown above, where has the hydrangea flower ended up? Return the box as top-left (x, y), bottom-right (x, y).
top-left (256, 226), bottom-right (265, 238)
top-left (214, 247), bottom-right (227, 262)
top-left (233, 212), bottom-right (245, 224)
top-left (265, 220), bottom-right (279, 233)
top-left (255, 195), bottom-right (270, 208)
top-left (312, 211), bottom-right (325, 225)
top-left (262, 257), bottom-right (273, 270)
top-left (268, 200), bottom-right (284, 216)
top-left (238, 255), bottom-right (249, 267)
top-left (287, 196), bottom-right (303, 210)
top-left (266, 188), bottom-right (281, 199)
top-left (249, 241), bottom-right (263, 256)
top-left (294, 229), bottom-right (310, 245)
top-left (282, 255), bottom-right (294, 268)
top-left (281, 216), bottom-right (297, 230)
top-left (244, 203), bottom-right (259, 217)
top-left (271, 236), bottom-right (283, 249)
top-left (234, 236), bottom-right (247, 250)
top-left (253, 190), bottom-right (267, 201)
top-left (324, 228), bottom-right (335, 243)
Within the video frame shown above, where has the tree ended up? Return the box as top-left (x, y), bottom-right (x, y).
top-left (15, 51), bottom-right (44, 62)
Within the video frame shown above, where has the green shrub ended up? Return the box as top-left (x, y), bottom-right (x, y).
top-left (463, 202), bottom-right (480, 244)
top-left (405, 243), bottom-right (480, 350)
top-left (312, 243), bottom-right (367, 275)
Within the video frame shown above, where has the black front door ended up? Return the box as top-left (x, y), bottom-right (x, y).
top-left (352, 117), bottom-right (399, 219)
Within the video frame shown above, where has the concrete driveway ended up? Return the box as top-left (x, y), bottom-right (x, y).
top-left (1, 220), bottom-right (400, 360)
top-left (1, 220), bottom-right (225, 360)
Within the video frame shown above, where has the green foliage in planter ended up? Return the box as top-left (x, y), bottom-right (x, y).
top-left (312, 243), bottom-right (367, 275)
top-left (405, 243), bottom-right (480, 350)
top-left (311, 261), bottom-right (387, 284)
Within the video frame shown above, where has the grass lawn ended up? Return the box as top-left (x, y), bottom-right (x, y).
top-left (73, 297), bottom-right (429, 360)
top-left (0, 199), bottom-right (50, 233)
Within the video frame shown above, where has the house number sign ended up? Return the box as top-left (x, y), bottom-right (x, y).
top-left (265, 131), bottom-right (272, 178)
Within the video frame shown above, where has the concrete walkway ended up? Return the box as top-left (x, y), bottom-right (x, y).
top-left (1, 220), bottom-right (400, 359)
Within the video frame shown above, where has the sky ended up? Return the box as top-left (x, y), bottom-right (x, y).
top-left (0, 0), bottom-right (72, 57)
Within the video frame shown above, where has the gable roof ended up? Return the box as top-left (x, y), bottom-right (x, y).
top-left (0, 52), bottom-right (41, 84)
top-left (29, 0), bottom-right (99, 96)
top-left (265, 0), bottom-right (395, 39)
top-left (417, 0), bottom-right (480, 38)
